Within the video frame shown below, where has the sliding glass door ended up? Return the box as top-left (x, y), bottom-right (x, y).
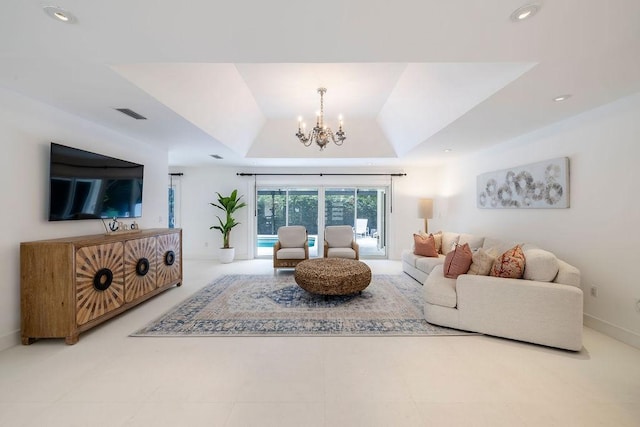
top-left (256, 188), bottom-right (319, 257)
top-left (256, 186), bottom-right (387, 259)
top-left (325, 188), bottom-right (355, 227)
top-left (324, 188), bottom-right (386, 257)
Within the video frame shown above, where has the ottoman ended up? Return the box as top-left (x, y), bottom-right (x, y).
top-left (294, 258), bottom-right (372, 296)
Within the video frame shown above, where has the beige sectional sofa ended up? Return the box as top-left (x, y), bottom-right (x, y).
top-left (402, 232), bottom-right (583, 351)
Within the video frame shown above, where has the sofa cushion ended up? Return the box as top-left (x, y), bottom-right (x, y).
top-left (325, 225), bottom-right (354, 247)
top-left (458, 234), bottom-right (485, 251)
top-left (413, 234), bottom-right (438, 257)
top-left (415, 255), bottom-right (447, 275)
top-left (523, 248), bottom-right (559, 282)
top-left (327, 247), bottom-right (357, 259)
top-left (443, 243), bottom-right (473, 279)
top-left (424, 265), bottom-right (457, 308)
top-left (490, 245), bottom-right (525, 279)
top-left (276, 248), bottom-right (306, 260)
top-left (401, 249), bottom-right (419, 267)
top-left (441, 232), bottom-right (460, 255)
top-left (468, 248), bottom-right (496, 276)
top-left (482, 237), bottom-right (520, 256)
top-left (278, 226), bottom-right (307, 248)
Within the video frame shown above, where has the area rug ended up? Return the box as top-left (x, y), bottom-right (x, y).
top-left (131, 274), bottom-right (472, 337)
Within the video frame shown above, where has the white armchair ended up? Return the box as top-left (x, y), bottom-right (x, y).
top-left (324, 225), bottom-right (359, 260)
top-left (273, 226), bottom-right (309, 270)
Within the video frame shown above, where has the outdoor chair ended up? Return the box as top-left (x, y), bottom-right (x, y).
top-left (355, 218), bottom-right (369, 237)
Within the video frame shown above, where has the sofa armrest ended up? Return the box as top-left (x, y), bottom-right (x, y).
top-left (554, 259), bottom-right (581, 288)
top-left (456, 274), bottom-right (584, 351)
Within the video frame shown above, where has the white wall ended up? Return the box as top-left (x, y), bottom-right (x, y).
top-left (441, 92), bottom-right (640, 348)
top-left (0, 88), bottom-right (169, 350)
top-left (172, 165), bottom-right (445, 261)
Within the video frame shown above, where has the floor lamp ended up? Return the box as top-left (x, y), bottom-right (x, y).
top-left (418, 198), bottom-right (433, 234)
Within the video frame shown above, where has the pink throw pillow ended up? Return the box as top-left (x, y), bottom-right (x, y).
top-left (413, 234), bottom-right (438, 257)
top-left (490, 245), bottom-right (526, 279)
top-left (443, 243), bottom-right (473, 279)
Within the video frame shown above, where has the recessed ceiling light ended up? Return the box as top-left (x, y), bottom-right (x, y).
top-left (443, 149), bottom-right (453, 153)
top-left (43, 6), bottom-right (77, 23)
top-left (553, 94), bottom-right (572, 102)
top-left (510, 4), bottom-right (540, 22)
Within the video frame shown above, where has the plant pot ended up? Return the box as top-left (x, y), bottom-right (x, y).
top-left (219, 247), bottom-right (235, 264)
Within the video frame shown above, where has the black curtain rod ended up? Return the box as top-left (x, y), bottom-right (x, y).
top-left (237, 173), bottom-right (406, 177)
top-left (169, 173), bottom-right (184, 176)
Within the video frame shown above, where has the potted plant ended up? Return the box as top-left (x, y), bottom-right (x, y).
top-left (210, 189), bottom-right (247, 263)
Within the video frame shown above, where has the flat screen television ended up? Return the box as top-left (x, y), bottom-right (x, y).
top-left (48, 143), bottom-right (144, 221)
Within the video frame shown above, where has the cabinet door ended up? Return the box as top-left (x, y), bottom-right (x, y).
top-left (157, 232), bottom-right (181, 287)
top-left (75, 242), bottom-right (125, 325)
top-left (124, 237), bottom-right (157, 302)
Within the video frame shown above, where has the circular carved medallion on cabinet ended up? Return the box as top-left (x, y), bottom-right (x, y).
top-left (136, 258), bottom-right (150, 276)
top-left (164, 250), bottom-right (175, 266)
top-left (93, 268), bottom-right (113, 291)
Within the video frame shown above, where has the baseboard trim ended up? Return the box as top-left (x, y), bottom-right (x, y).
top-left (583, 314), bottom-right (640, 349)
top-left (0, 329), bottom-right (20, 352)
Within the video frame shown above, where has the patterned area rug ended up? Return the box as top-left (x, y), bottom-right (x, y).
top-left (131, 274), bottom-right (472, 337)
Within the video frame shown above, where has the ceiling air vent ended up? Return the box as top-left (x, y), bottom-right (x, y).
top-left (209, 154), bottom-right (223, 159)
top-left (115, 108), bottom-right (147, 120)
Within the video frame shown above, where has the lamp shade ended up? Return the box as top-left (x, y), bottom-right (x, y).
top-left (418, 198), bottom-right (433, 219)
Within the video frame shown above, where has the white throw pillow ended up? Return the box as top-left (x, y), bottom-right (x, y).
top-left (441, 232), bottom-right (460, 255)
top-left (467, 248), bottom-right (496, 276)
top-left (523, 248), bottom-right (559, 282)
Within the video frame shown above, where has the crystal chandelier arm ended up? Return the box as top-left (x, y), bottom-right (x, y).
top-left (296, 127), bottom-right (311, 146)
top-left (296, 117), bottom-right (313, 146)
top-left (328, 128), bottom-right (346, 146)
top-left (336, 128), bottom-right (346, 144)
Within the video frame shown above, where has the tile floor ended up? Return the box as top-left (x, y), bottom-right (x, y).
top-left (1, 259), bottom-right (639, 426)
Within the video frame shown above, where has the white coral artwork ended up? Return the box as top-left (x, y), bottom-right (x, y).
top-left (477, 157), bottom-right (569, 209)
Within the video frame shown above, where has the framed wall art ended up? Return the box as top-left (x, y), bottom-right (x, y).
top-left (477, 157), bottom-right (569, 209)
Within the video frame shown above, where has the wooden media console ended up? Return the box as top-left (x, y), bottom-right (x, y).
top-left (20, 228), bottom-right (182, 345)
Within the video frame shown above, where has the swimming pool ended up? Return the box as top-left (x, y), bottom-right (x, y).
top-left (257, 236), bottom-right (316, 248)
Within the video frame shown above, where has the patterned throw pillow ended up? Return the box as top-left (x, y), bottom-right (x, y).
top-left (468, 248), bottom-right (496, 275)
top-left (443, 243), bottom-right (473, 279)
top-left (490, 245), bottom-right (526, 279)
top-left (413, 233), bottom-right (438, 257)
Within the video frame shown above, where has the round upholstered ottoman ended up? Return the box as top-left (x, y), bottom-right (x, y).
top-left (294, 258), bottom-right (372, 296)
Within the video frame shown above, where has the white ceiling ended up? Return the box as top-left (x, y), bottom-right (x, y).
top-left (1, 0), bottom-right (639, 167)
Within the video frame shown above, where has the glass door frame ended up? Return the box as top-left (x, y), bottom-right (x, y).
top-left (255, 185), bottom-right (388, 259)
top-left (255, 187), bottom-right (320, 258)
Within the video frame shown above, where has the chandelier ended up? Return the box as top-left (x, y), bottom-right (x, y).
top-left (296, 87), bottom-right (346, 150)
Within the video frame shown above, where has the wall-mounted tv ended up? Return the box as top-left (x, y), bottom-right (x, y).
top-left (48, 143), bottom-right (144, 221)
